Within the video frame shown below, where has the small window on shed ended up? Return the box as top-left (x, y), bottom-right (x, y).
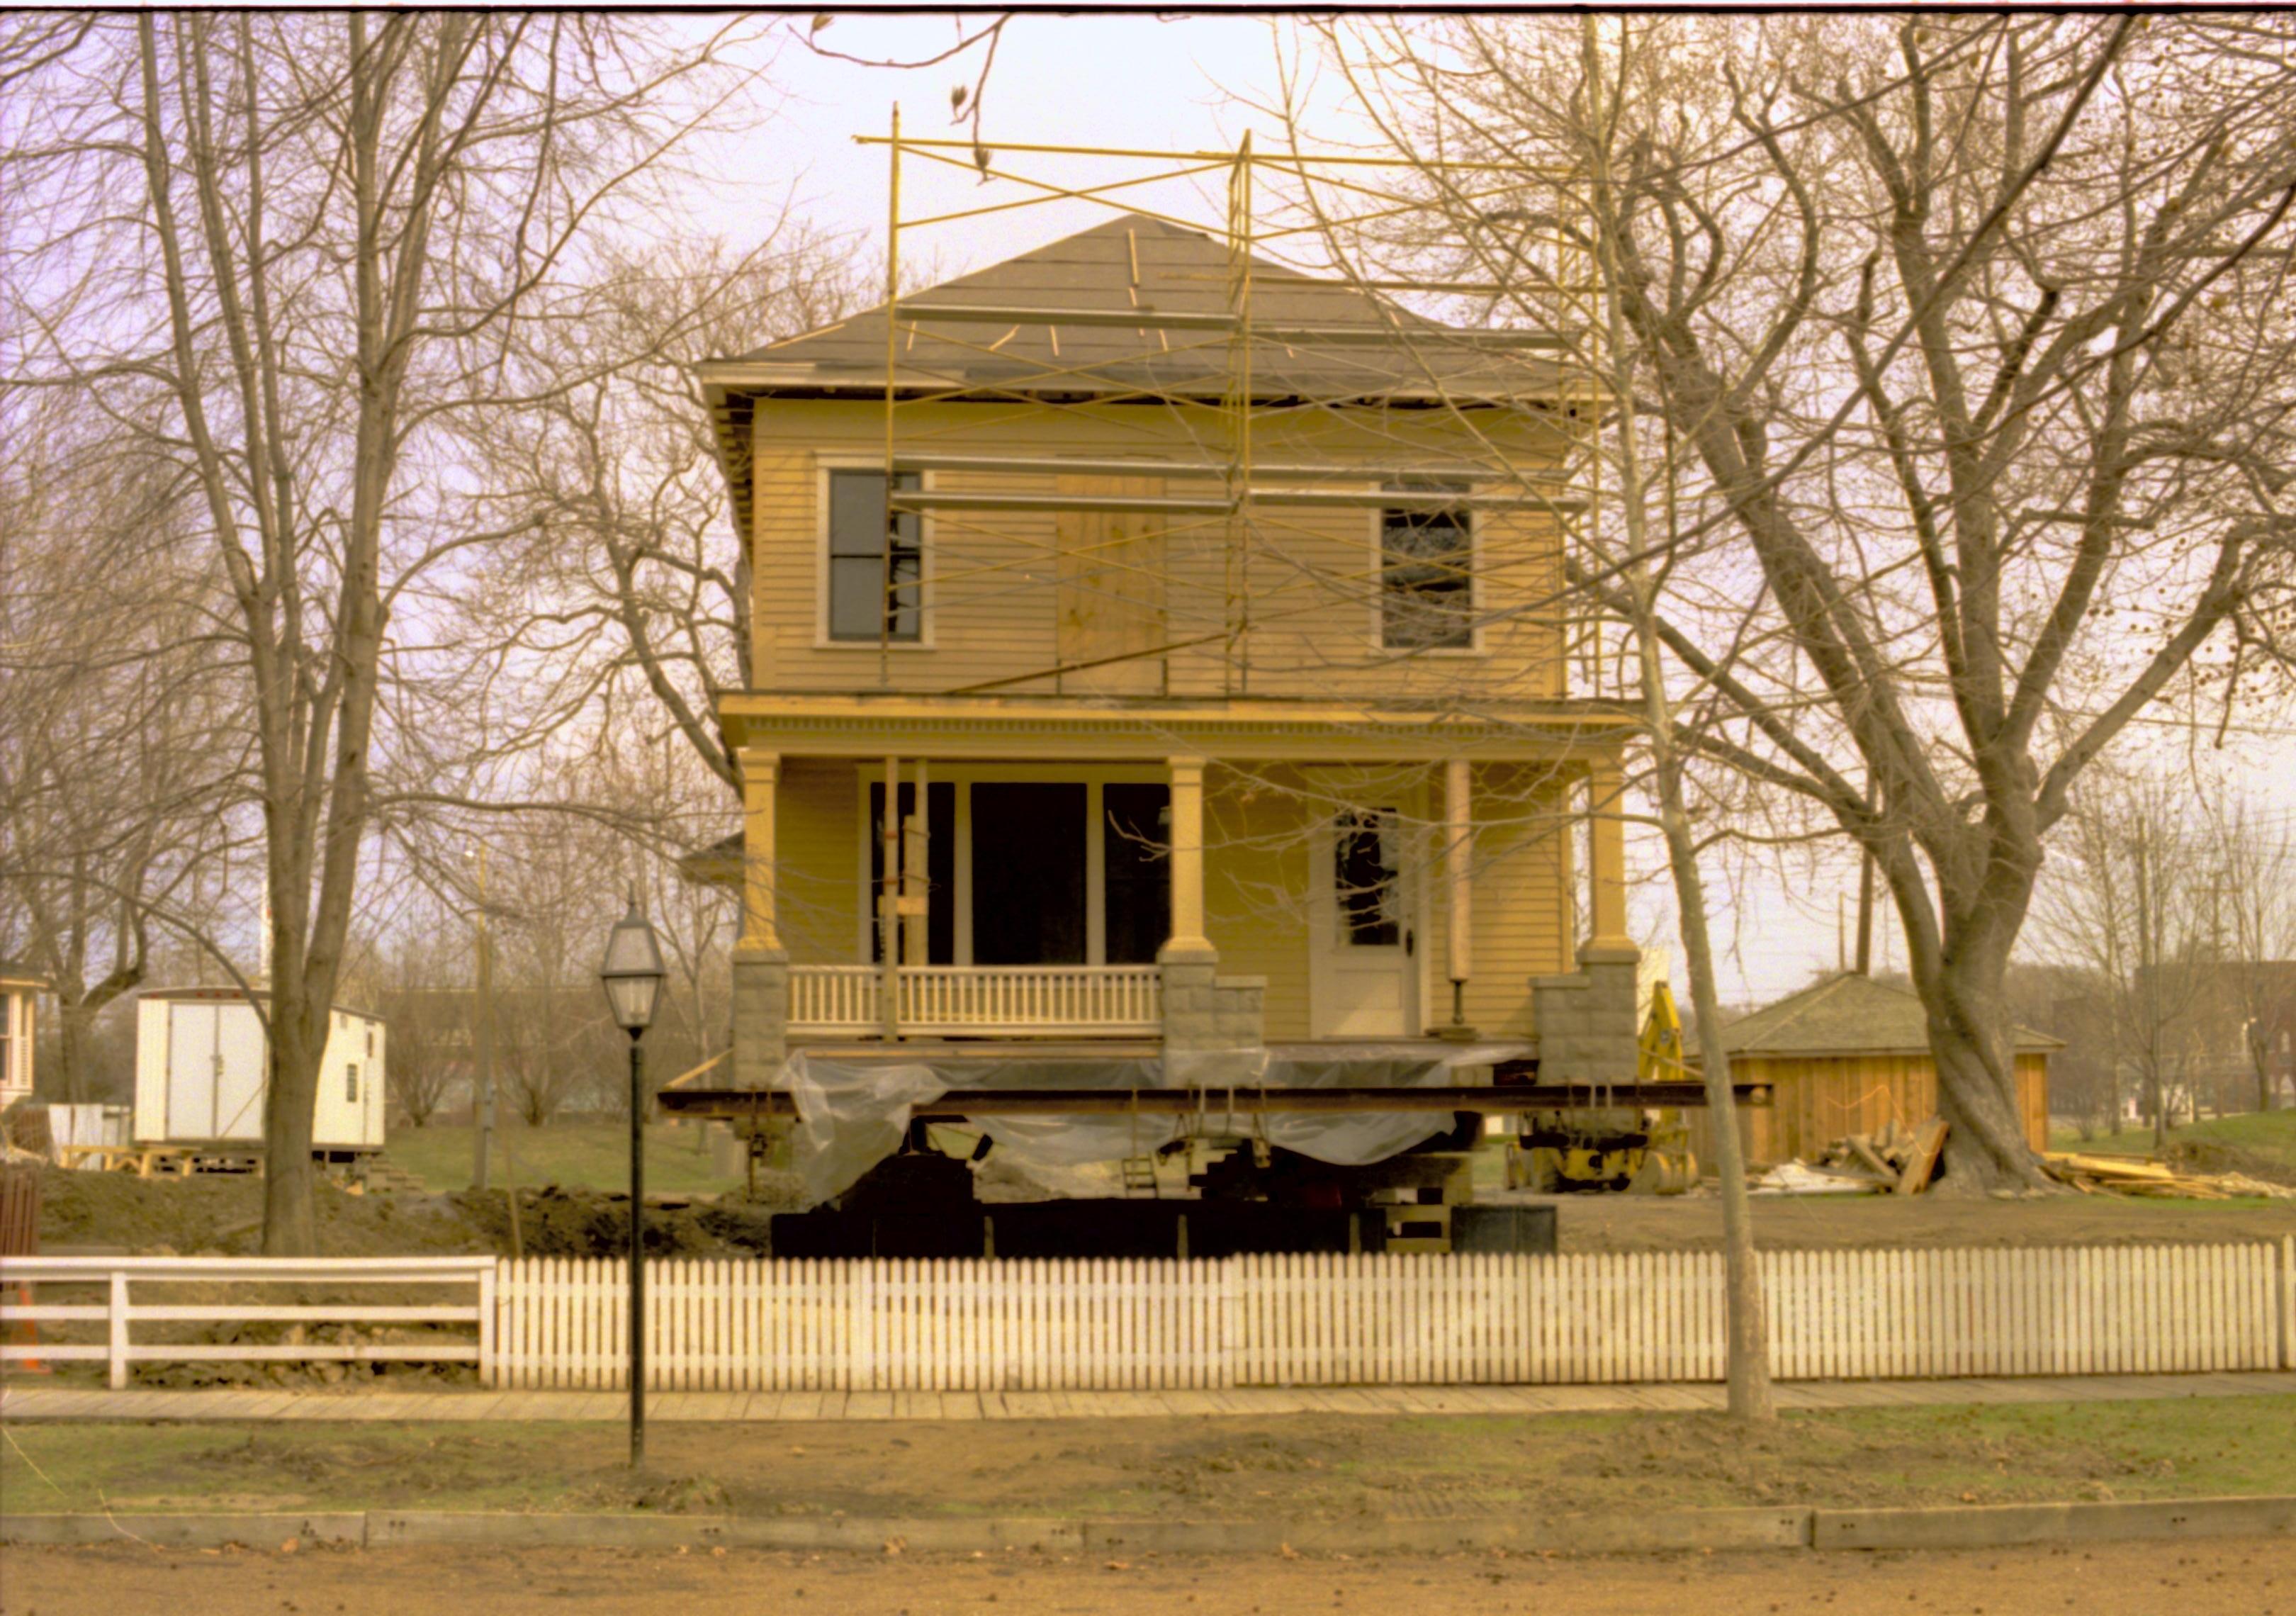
top-left (366, 1026), bottom-right (375, 1060)
top-left (1380, 483), bottom-right (1473, 650)
top-left (345, 1062), bottom-right (359, 1104)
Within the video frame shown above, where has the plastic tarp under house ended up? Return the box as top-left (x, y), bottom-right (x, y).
top-left (784, 1042), bottom-right (1534, 1208)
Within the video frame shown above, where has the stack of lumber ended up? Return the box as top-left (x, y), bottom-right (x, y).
top-left (2040, 1152), bottom-right (2296, 1201)
top-left (1801, 1116), bottom-right (1951, 1195)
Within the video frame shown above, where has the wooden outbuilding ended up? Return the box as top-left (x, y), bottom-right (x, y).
top-left (1687, 972), bottom-right (2056, 1167)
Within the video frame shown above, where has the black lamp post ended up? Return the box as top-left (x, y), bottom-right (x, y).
top-left (599, 898), bottom-right (666, 1468)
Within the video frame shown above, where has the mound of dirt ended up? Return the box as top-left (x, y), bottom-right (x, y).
top-left (2169, 1136), bottom-right (2296, 1189)
top-left (36, 1166), bottom-right (490, 1257)
top-left (33, 1160), bottom-right (811, 1261)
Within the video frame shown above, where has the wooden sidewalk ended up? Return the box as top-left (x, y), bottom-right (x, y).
top-left (4, 1371), bottom-right (2292, 1425)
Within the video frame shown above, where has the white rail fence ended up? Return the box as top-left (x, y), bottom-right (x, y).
top-left (0, 1256), bottom-right (495, 1389)
top-left (8, 1241), bottom-right (2289, 1391)
top-left (788, 964), bottom-right (1162, 1037)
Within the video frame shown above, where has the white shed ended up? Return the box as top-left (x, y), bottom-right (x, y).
top-left (0, 965), bottom-right (43, 1113)
top-left (133, 989), bottom-right (387, 1156)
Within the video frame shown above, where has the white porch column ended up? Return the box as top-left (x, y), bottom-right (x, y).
top-left (903, 759), bottom-right (930, 966)
top-left (879, 755), bottom-right (901, 1036)
top-left (736, 748), bottom-right (781, 950)
top-left (1161, 755), bottom-right (1214, 959)
top-left (1445, 756), bottom-right (1473, 1012)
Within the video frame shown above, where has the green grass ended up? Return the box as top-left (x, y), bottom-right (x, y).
top-left (6, 1398), bottom-right (2292, 1520)
top-left (2049, 1107), bottom-right (2296, 1177)
top-left (385, 1120), bottom-right (746, 1197)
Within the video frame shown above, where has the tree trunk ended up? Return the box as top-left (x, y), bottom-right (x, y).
top-left (1661, 807), bottom-right (1775, 1420)
top-left (1923, 924), bottom-right (2051, 1192)
top-left (260, 991), bottom-right (323, 1255)
top-left (56, 997), bottom-right (93, 1106)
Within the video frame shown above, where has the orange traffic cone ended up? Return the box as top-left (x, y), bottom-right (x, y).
top-left (5, 1281), bottom-right (47, 1374)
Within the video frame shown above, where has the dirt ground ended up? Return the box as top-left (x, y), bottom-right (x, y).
top-left (37, 1163), bottom-right (2296, 1262)
top-left (1522, 1188), bottom-right (2296, 1252)
top-left (31, 1167), bottom-right (796, 1261)
top-left (4, 1539), bottom-right (2292, 1616)
top-left (9, 1401), bottom-right (2293, 1520)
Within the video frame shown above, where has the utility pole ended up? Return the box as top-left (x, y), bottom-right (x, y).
top-left (471, 845), bottom-right (495, 1191)
top-left (1855, 851), bottom-right (1876, 976)
top-left (2134, 821), bottom-right (2164, 1155)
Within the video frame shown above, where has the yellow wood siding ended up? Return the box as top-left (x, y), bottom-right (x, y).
top-left (1203, 766), bottom-right (1314, 1039)
top-left (1434, 763), bottom-right (1575, 1039)
top-left (748, 400), bottom-right (1571, 705)
top-left (775, 756), bottom-right (862, 965)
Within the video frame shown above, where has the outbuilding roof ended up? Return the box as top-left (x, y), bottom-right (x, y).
top-left (1718, 972), bottom-right (2063, 1060)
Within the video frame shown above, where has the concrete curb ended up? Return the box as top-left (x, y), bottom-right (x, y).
top-left (4, 1496), bottom-right (2293, 1556)
top-left (1, 1512), bottom-right (366, 1547)
top-left (1812, 1494), bottom-right (2296, 1550)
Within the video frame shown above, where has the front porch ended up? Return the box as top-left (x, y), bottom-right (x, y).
top-left (720, 694), bottom-right (1643, 1080)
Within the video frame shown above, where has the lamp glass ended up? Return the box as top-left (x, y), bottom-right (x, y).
top-left (599, 902), bottom-right (667, 1032)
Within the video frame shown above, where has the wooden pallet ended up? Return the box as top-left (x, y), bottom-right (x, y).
top-left (55, 1144), bottom-right (258, 1178)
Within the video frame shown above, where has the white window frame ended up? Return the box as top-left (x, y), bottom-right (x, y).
top-left (1366, 494), bottom-right (1485, 658)
top-left (815, 456), bottom-right (936, 650)
top-left (852, 763), bottom-right (1169, 967)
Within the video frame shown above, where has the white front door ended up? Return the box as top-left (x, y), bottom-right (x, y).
top-left (1309, 807), bottom-right (1419, 1038)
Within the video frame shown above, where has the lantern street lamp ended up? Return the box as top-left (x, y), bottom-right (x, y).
top-left (598, 898), bottom-right (666, 1467)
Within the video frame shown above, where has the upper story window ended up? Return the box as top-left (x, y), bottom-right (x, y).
top-left (1380, 483), bottom-right (1473, 651)
top-left (827, 469), bottom-right (922, 642)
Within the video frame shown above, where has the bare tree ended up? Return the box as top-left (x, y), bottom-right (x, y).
top-left (0, 397), bottom-right (238, 1099)
top-left (2202, 792), bottom-right (2296, 1114)
top-left (2029, 766), bottom-right (2215, 1148)
top-left (466, 230), bottom-right (868, 797)
top-left (1319, 13), bottom-right (2296, 1189)
top-left (3, 13), bottom-right (769, 1250)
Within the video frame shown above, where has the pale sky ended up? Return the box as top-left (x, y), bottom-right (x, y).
top-left (677, 11), bottom-right (2296, 1010)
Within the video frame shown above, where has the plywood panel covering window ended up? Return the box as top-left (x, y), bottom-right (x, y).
top-left (1056, 476), bottom-right (1167, 692)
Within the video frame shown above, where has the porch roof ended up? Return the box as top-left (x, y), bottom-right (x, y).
top-left (719, 690), bottom-right (1636, 763)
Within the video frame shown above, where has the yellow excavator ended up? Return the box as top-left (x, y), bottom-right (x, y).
top-left (1502, 980), bottom-right (1701, 1194)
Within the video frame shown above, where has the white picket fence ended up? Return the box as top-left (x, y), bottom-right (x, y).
top-left (493, 1238), bottom-right (2296, 1391)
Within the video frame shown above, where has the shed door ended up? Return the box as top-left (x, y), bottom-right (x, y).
top-left (165, 1003), bottom-right (218, 1138)
top-left (214, 1008), bottom-right (267, 1140)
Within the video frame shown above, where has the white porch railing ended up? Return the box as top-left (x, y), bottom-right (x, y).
top-left (789, 964), bottom-right (1161, 1038)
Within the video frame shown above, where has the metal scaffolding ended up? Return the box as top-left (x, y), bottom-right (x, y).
top-left (850, 116), bottom-right (1606, 700)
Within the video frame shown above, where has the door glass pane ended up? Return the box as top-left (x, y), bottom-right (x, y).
top-left (1334, 809), bottom-right (1400, 946)
top-left (1103, 783), bottom-right (1171, 965)
top-left (971, 784), bottom-right (1087, 965)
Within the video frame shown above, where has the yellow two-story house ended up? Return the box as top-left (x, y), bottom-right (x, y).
top-left (696, 213), bottom-right (1641, 1093)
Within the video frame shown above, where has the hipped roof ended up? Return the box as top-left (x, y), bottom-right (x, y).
top-left (710, 213), bottom-right (1563, 400)
top-left (1718, 972), bottom-right (2063, 1060)
top-left (697, 213), bottom-right (1573, 539)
